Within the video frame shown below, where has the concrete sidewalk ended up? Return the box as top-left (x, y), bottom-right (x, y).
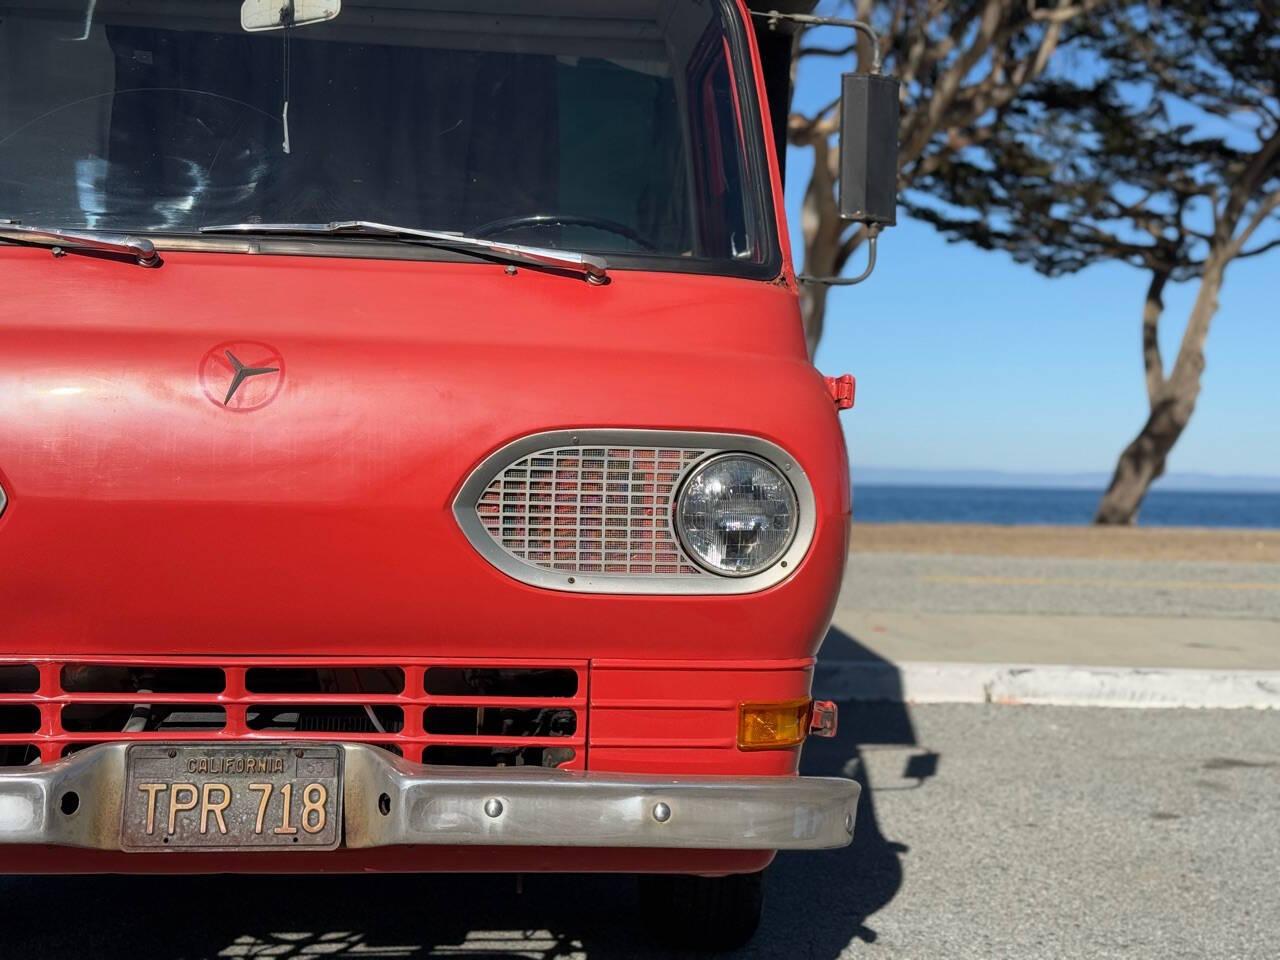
top-left (816, 529), bottom-right (1280, 709)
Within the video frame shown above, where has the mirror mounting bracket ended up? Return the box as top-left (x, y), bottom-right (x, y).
top-left (749, 10), bottom-right (882, 74)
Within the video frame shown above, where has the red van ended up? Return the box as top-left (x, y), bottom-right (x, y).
top-left (0, 0), bottom-right (894, 949)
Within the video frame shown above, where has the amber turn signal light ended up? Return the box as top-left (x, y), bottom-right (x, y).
top-left (737, 698), bottom-right (812, 751)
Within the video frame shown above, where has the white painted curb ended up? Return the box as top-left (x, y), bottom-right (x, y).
top-left (814, 660), bottom-right (1280, 710)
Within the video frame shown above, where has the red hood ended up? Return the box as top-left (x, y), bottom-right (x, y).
top-left (0, 248), bottom-right (849, 660)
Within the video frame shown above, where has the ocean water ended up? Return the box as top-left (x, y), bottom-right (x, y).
top-left (852, 484), bottom-right (1280, 529)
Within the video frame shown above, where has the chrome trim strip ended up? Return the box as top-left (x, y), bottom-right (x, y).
top-left (452, 429), bottom-right (818, 595)
top-left (0, 744), bottom-right (858, 851)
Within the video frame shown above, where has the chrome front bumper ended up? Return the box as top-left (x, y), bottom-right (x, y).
top-left (0, 743), bottom-right (859, 851)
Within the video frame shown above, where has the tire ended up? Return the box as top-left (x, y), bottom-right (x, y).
top-left (637, 869), bottom-right (765, 951)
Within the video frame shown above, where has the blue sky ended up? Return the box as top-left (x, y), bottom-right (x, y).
top-left (783, 22), bottom-right (1280, 483)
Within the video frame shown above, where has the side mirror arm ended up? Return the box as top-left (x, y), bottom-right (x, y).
top-left (798, 227), bottom-right (879, 287)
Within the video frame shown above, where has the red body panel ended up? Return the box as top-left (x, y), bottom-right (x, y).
top-left (589, 659), bottom-right (813, 775)
top-left (0, 0), bottom-right (853, 873)
top-left (0, 249), bottom-right (849, 666)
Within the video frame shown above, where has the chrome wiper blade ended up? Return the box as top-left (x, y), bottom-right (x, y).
top-left (0, 220), bottom-right (159, 267)
top-left (199, 220), bottom-right (609, 284)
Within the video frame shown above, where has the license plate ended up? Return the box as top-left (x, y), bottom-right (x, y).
top-left (121, 743), bottom-right (343, 851)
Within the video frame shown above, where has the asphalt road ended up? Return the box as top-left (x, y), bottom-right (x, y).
top-left (6, 703), bottom-right (1277, 959)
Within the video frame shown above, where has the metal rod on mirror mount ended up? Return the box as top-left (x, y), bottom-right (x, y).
top-left (798, 227), bottom-right (879, 286)
top-left (750, 10), bottom-right (883, 74)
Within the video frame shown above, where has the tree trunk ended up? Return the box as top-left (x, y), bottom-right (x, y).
top-left (1140, 270), bottom-right (1170, 407)
top-left (795, 123), bottom-right (844, 358)
top-left (801, 281), bottom-right (831, 359)
top-left (1094, 260), bottom-right (1224, 525)
top-left (1092, 393), bottom-right (1194, 525)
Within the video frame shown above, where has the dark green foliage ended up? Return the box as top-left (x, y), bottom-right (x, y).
top-left (906, 1), bottom-right (1280, 280)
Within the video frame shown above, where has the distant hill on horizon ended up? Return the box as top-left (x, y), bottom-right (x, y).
top-left (853, 467), bottom-right (1280, 494)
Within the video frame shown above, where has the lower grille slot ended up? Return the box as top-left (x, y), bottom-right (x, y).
top-left (0, 665), bottom-right (39, 694)
top-left (247, 704), bottom-right (405, 734)
top-left (0, 744), bottom-right (39, 765)
top-left (61, 703), bottom-right (226, 733)
top-left (244, 666), bottom-right (405, 695)
top-left (422, 745), bottom-right (576, 769)
top-left (424, 706), bottom-right (577, 738)
top-left (423, 667), bottom-right (578, 698)
top-left (61, 664), bottom-right (225, 693)
top-left (0, 705), bottom-right (40, 734)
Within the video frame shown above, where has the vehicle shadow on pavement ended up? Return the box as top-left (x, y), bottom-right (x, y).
top-left (1, 630), bottom-right (925, 960)
top-left (759, 625), bottom-right (923, 955)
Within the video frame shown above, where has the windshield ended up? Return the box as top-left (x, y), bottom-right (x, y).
top-left (0, 0), bottom-right (774, 273)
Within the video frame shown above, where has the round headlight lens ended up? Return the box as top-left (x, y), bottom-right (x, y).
top-left (676, 454), bottom-right (799, 577)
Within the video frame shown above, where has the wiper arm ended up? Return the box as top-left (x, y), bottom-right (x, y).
top-left (0, 220), bottom-right (160, 267)
top-left (200, 220), bottom-right (609, 284)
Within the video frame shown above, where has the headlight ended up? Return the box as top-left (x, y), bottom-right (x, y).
top-left (675, 454), bottom-right (799, 577)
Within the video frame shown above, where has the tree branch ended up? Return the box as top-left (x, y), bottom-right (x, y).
top-left (1028, 0), bottom-right (1098, 24)
top-left (1221, 127), bottom-right (1280, 243)
top-left (797, 44), bottom-right (857, 60)
top-left (1227, 187), bottom-right (1280, 259)
top-left (1237, 236), bottom-right (1280, 259)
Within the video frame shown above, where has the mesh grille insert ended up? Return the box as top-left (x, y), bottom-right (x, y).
top-left (476, 445), bottom-right (708, 576)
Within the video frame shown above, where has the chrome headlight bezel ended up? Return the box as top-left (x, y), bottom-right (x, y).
top-left (674, 452), bottom-right (800, 578)
top-left (453, 429), bottom-right (816, 595)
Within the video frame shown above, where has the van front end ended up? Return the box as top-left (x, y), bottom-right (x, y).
top-left (0, 0), bottom-right (858, 948)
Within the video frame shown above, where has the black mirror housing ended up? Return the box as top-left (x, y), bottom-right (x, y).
top-left (839, 74), bottom-right (900, 226)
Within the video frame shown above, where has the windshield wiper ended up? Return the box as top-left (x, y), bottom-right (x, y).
top-left (199, 220), bottom-right (609, 284)
top-left (0, 220), bottom-right (160, 267)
